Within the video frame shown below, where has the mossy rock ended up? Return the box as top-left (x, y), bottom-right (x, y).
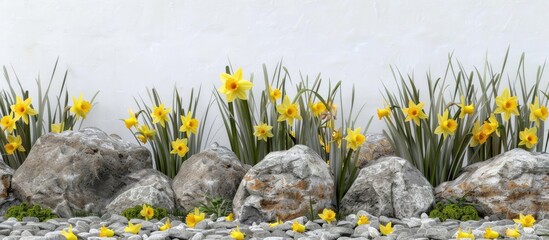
top-left (121, 205), bottom-right (168, 220)
top-left (5, 203), bottom-right (58, 222)
top-left (428, 202), bottom-right (480, 222)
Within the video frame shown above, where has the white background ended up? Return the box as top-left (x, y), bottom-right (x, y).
top-left (1, 1), bottom-right (548, 145)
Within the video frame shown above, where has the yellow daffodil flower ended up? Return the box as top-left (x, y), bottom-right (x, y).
top-left (226, 213), bottom-right (234, 222)
top-left (269, 217), bottom-right (283, 228)
top-left (345, 127), bottom-right (366, 151)
top-left (529, 97), bottom-right (548, 127)
top-left (179, 111), bottom-right (199, 136)
top-left (137, 124), bottom-right (156, 143)
top-left (140, 204), bottom-right (154, 221)
top-left (1, 113), bottom-right (17, 133)
top-left (483, 225), bottom-right (499, 239)
top-left (458, 96), bottom-right (475, 118)
top-left (434, 110), bottom-right (458, 139)
top-left (99, 225), bottom-right (114, 237)
top-left (124, 221), bottom-right (142, 234)
top-left (170, 138), bottom-right (189, 157)
top-left (51, 122), bottom-right (65, 133)
top-left (4, 135), bottom-right (25, 155)
top-left (311, 102), bottom-right (327, 117)
top-left (253, 123), bottom-right (273, 142)
top-left (219, 67), bottom-right (253, 102)
top-left (470, 121), bottom-right (488, 147)
top-left (456, 227), bottom-right (474, 239)
top-left (10, 96), bottom-right (38, 124)
top-left (331, 128), bottom-right (342, 147)
top-left (61, 224), bottom-right (77, 240)
top-left (269, 86), bottom-right (282, 102)
top-left (277, 95), bottom-right (302, 126)
top-left (124, 109), bottom-right (139, 129)
top-left (518, 127), bottom-right (538, 149)
top-left (357, 215), bottom-right (370, 225)
top-left (505, 225), bottom-right (520, 239)
top-left (482, 113), bottom-right (500, 137)
top-left (318, 208), bottom-right (336, 224)
top-left (159, 218), bottom-right (171, 231)
top-left (186, 208), bottom-right (205, 228)
top-left (150, 103), bottom-right (171, 128)
top-left (494, 88), bottom-right (519, 121)
top-left (379, 222), bottom-right (393, 236)
top-left (377, 105), bottom-right (391, 120)
top-left (230, 226), bottom-right (245, 240)
top-left (402, 100), bottom-right (428, 126)
top-left (292, 221), bottom-right (306, 233)
top-left (70, 94), bottom-right (92, 119)
top-left (513, 213), bottom-right (536, 227)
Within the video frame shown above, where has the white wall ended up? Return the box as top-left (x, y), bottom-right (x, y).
top-left (1, 0), bottom-right (548, 145)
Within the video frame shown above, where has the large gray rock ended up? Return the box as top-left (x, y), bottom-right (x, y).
top-left (105, 169), bottom-right (175, 213)
top-left (12, 127), bottom-right (152, 217)
top-left (233, 145), bottom-right (334, 224)
top-left (172, 144), bottom-right (248, 211)
top-left (436, 148), bottom-right (549, 219)
top-left (340, 156), bottom-right (434, 218)
top-left (356, 133), bottom-right (395, 168)
top-left (0, 161), bottom-right (14, 205)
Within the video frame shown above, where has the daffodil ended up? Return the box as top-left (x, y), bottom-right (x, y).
top-left (529, 97), bottom-right (548, 127)
top-left (140, 204), bottom-right (154, 221)
top-left (318, 208), bottom-right (336, 224)
top-left (505, 225), bottom-right (520, 238)
top-left (458, 96), bottom-right (475, 118)
top-left (179, 111), bottom-right (199, 136)
top-left (345, 127), bottom-right (366, 151)
top-left (379, 222), bottom-right (393, 236)
top-left (124, 109), bottom-right (139, 129)
top-left (519, 127), bottom-right (538, 149)
top-left (219, 67), bottom-right (253, 102)
top-left (230, 226), bottom-right (245, 240)
top-left (277, 96), bottom-right (302, 126)
top-left (483, 225), bottom-right (499, 239)
top-left (402, 100), bottom-right (428, 126)
top-left (331, 128), bottom-right (342, 147)
top-left (483, 113), bottom-right (500, 137)
top-left (99, 225), bottom-right (114, 237)
top-left (70, 94), bottom-right (92, 119)
top-left (357, 215), bottom-right (370, 226)
top-left (159, 218), bottom-right (171, 231)
top-left (186, 208), bottom-right (205, 228)
top-left (434, 110), bottom-right (458, 139)
top-left (1, 113), bottom-right (17, 133)
top-left (226, 213), bottom-right (234, 222)
top-left (137, 124), bottom-right (156, 143)
top-left (61, 224), bottom-right (77, 240)
top-left (377, 105), bottom-right (391, 120)
top-left (124, 221), bottom-right (142, 234)
top-left (269, 217), bottom-right (283, 228)
top-left (150, 103), bottom-right (171, 128)
top-left (470, 121), bottom-right (488, 147)
top-left (51, 122), bottom-right (65, 133)
top-left (170, 138), bottom-right (189, 157)
top-left (494, 88), bottom-right (519, 121)
top-left (269, 86), bottom-right (282, 102)
top-left (292, 221), bottom-right (306, 233)
top-left (253, 123), bottom-right (273, 142)
top-left (311, 102), bottom-right (327, 117)
top-left (4, 135), bottom-right (25, 155)
top-left (513, 213), bottom-right (536, 227)
top-left (456, 227), bottom-right (475, 239)
top-left (10, 96), bottom-right (38, 124)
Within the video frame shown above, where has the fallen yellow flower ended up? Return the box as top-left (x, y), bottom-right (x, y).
top-left (292, 221), bottom-right (306, 233)
top-left (379, 222), bottom-right (393, 236)
top-left (513, 213), bottom-right (536, 227)
top-left (505, 224), bottom-right (520, 239)
top-left (357, 215), bottom-right (370, 226)
top-left (124, 221), bottom-right (142, 234)
top-left (61, 224), bottom-right (77, 240)
top-left (99, 225), bottom-right (114, 237)
top-left (483, 225), bottom-right (499, 239)
top-left (230, 226), bottom-right (245, 240)
top-left (159, 218), bottom-right (171, 231)
top-left (140, 203), bottom-right (154, 221)
top-left (318, 208), bottom-right (336, 224)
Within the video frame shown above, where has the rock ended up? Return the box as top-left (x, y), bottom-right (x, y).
top-left (0, 161), bottom-right (14, 205)
top-left (105, 169), bottom-right (175, 213)
top-left (356, 133), bottom-right (394, 168)
top-left (11, 128), bottom-right (152, 217)
top-left (340, 156), bottom-right (434, 218)
top-left (233, 145), bottom-right (334, 225)
top-left (172, 144), bottom-right (248, 211)
top-left (435, 148), bottom-right (549, 219)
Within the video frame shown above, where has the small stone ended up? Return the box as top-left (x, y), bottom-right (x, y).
top-left (305, 221), bottom-right (321, 231)
top-left (424, 227), bottom-right (449, 240)
top-left (336, 220), bottom-right (355, 229)
top-left (367, 227), bottom-right (380, 238)
top-left (110, 214), bottom-right (129, 224)
top-left (252, 230), bottom-right (272, 238)
top-left (20, 230), bottom-right (33, 237)
top-left (420, 213), bottom-right (429, 219)
top-left (128, 236), bottom-right (142, 240)
top-left (524, 227), bottom-right (535, 234)
top-left (326, 226), bottom-right (353, 237)
top-left (190, 232), bottom-right (204, 240)
top-left (194, 220), bottom-right (210, 230)
top-left (22, 217), bottom-right (39, 223)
